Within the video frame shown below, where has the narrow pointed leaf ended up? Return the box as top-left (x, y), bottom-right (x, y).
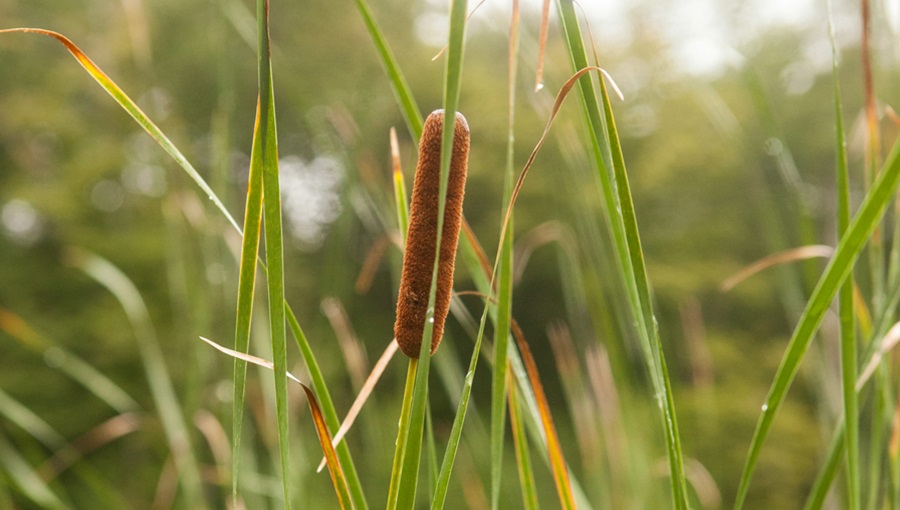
top-left (253, 0), bottom-right (291, 505)
top-left (734, 137), bottom-right (900, 509)
top-left (303, 385), bottom-right (353, 509)
top-left (0, 28), bottom-right (240, 234)
top-left (66, 248), bottom-right (205, 508)
top-left (351, 0), bottom-right (423, 141)
top-left (231, 93), bottom-right (265, 502)
top-left (396, 0), bottom-right (468, 506)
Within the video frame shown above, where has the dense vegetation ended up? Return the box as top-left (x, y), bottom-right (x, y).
top-left (2, 0), bottom-right (900, 508)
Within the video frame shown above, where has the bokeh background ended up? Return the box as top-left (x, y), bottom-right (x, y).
top-left (2, 0), bottom-right (900, 508)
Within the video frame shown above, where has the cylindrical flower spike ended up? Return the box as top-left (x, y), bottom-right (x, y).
top-left (394, 110), bottom-right (470, 358)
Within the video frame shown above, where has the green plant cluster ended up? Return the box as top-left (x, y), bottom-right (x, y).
top-left (1, 0), bottom-right (900, 508)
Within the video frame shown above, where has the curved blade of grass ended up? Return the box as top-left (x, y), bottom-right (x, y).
top-left (0, 23), bottom-right (367, 508)
top-left (318, 340), bottom-right (399, 472)
top-left (302, 384), bottom-right (353, 509)
top-left (430, 0), bottom-right (487, 62)
top-left (0, 308), bottom-right (140, 414)
top-left (200, 336), bottom-right (352, 507)
top-left (0, 392), bottom-right (140, 508)
top-left (512, 322), bottom-right (575, 508)
top-left (231, 80), bottom-right (266, 504)
top-left (733, 137), bottom-right (900, 509)
top-left (490, 0), bottom-right (520, 505)
top-left (351, 0), bottom-right (423, 141)
top-left (720, 245), bottom-right (835, 292)
top-left (0, 28), bottom-right (241, 235)
top-left (458, 220), bottom-right (596, 508)
top-left (394, 354), bottom-right (431, 508)
top-left (396, 1), bottom-right (468, 507)
top-left (507, 333), bottom-right (594, 509)
top-left (253, 0), bottom-right (292, 505)
top-left (437, 61), bottom-right (605, 510)
top-left (0, 432), bottom-right (68, 510)
top-left (65, 247), bottom-right (205, 508)
top-left (556, 1), bottom-right (689, 506)
top-left (598, 45), bottom-right (689, 510)
top-left (286, 308), bottom-right (369, 509)
top-left (829, 3), bottom-right (859, 507)
top-left (0, 388), bottom-right (65, 449)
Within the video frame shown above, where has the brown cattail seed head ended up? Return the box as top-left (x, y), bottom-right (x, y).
top-left (394, 110), bottom-right (469, 358)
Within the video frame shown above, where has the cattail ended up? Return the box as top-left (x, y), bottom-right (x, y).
top-left (394, 110), bottom-right (470, 358)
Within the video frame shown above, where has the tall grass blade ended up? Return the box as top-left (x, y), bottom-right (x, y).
top-left (0, 389), bottom-right (136, 509)
top-left (865, 384), bottom-right (889, 509)
top-left (396, 1), bottom-right (468, 506)
top-left (286, 308), bottom-right (369, 509)
top-left (302, 384), bottom-right (353, 508)
top-left (556, 1), bottom-right (689, 506)
top-left (0, 28), bottom-right (241, 234)
top-left (65, 248), bottom-right (205, 508)
top-left (0, 308), bottom-right (140, 414)
top-left (0, 432), bottom-right (68, 510)
top-left (253, 0), bottom-right (292, 505)
top-left (351, 0), bottom-right (423, 141)
top-left (317, 340), bottom-right (399, 472)
top-left (829, 3), bottom-right (859, 507)
top-left (0, 388), bottom-right (65, 449)
top-left (231, 98), bottom-right (264, 502)
top-left (734, 137), bottom-right (900, 509)
top-left (388, 360), bottom-right (418, 508)
top-left (200, 336), bottom-right (353, 507)
top-left (397, 352), bottom-right (431, 508)
top-left (441, 61), bottom-right (604, 510)
top-left (512, 323), bottom-right (576, 508)
top-left (600, 71), bottom-right (689, 509)
top-left (490, 0), bottom-right (520, 504)
top-left (0, 22), bottom-right (368, 508)
top-left (425, 401), bottom-right (439, 498)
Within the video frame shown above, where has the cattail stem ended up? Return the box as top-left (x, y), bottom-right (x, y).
top-left (394, 110), bottom-right (470, 358)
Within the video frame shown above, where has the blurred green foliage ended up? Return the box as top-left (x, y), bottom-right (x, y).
top-left (2, 0), bottom-right (900, 507)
